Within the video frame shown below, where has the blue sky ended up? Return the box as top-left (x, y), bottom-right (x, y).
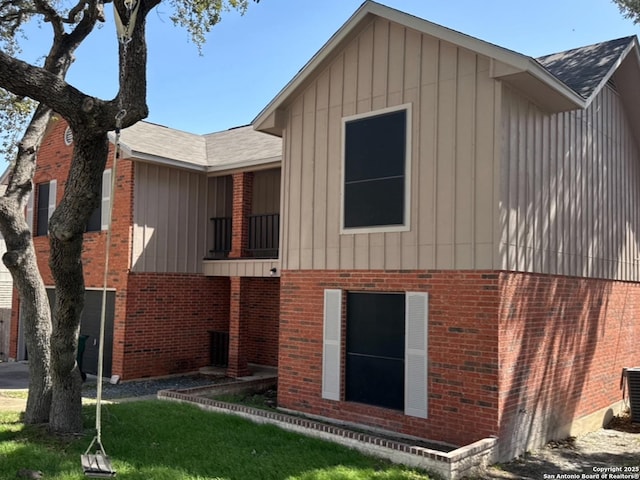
top-left (17, 0), bottom-right (640, 136)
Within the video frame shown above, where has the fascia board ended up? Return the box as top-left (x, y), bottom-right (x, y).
top-left (206, 156), bottom-right (281, 174)
top-left (127, 151), bottom-right (208, 173)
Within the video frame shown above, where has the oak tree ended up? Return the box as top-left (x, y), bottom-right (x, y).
top-left (0, 0), bottom-right (255, 433)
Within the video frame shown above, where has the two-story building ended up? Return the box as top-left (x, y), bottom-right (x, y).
top-left (8, 0), bottom-right (640, 464)
top-left (10, 118), bottom-right (282, 381)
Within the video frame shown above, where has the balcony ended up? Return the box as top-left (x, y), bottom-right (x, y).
top-left (248, 213), bottom-right (279, 259)
top-left (208, 213), bottom-right (279, 260)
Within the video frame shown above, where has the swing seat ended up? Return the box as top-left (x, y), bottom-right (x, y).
top-left (81, 452), bottom-right (116, 478)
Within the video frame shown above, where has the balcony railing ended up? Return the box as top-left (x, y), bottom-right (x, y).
top-left (208, 213), bottom-right (279, 260)
top-left (209, 217), bottom-right (232, 258)
top-left (248, 213), bottom-right (279, 259)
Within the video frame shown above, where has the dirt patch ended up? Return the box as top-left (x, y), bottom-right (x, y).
top-left (0, 391), bottom-right (27, 413)
top-left (477, 412), bottom-right (640, 479)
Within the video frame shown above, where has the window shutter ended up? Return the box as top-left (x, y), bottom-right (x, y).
top-left (405, 292), bottom-right (428, 418)
top-left (47, 180), bottom-right (57, 221)
top-left (322, 289), bottom-right (342, 401)
top-left (25, 188), bottom-right (34, 232)
top-left (101, 169), bottom-right (112, 230)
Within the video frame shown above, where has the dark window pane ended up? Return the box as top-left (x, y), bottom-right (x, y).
top-left (345, 292), bottom-right (405, 411)
top-left (344, 109), bottom-right (407, 229)
top-left (347, 292), bottom-right (405, 359)
top-left (36, 183), bottom-right (50, 236)
top-left (344, 177), bottom-right (404, 228)
top-left (345, 110), bottom-right (406, 182)
top-left (86, 205), bottom-right (101, 232)
top-left (346, 354), bottom-right (404, 410)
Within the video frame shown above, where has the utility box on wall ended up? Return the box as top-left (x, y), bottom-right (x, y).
top-left (625, 367), bottom-right (640, 423)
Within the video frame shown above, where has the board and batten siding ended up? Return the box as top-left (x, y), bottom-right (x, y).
top-left (131, 162), bottom-right (208, 274)
top-left (500, 84), bottom-right (640, 281)
top-left (280, 17), bottom-right (500, 271)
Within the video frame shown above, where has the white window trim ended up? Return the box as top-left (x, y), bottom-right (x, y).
top-left (340, 103), bottom-right (412, 235)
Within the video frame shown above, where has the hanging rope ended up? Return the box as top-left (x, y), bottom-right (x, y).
top-left (81, 3), bottom-right (134, 474)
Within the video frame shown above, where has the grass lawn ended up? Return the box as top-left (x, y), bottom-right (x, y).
top-left (0, 400), bottom-right (437, 480)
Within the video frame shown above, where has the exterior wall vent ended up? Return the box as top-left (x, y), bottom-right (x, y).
top-left (64, 126), bottom-right (73, 146)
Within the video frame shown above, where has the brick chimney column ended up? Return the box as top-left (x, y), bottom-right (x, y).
top-left (230, 172), bottom-right (253, 259)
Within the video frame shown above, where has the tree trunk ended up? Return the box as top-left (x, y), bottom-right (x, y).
top-left (48, 130), bottom-right (110, 434)
top-left (0, 105), bottom-right (54, 424)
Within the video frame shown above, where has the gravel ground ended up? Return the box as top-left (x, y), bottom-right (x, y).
top-left (81, 375), bottom-right (222, 400)
top-left (478, 412), bottom-right (640, 479)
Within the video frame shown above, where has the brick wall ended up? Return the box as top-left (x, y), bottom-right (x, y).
top-left (279, 269), bottom-right (640, 452)
top-left (122, 273), bottom-right (230, 379)
top-left (498, 271), bottom-right (640, 459)
top-left (278, 270), bottom-right (501, 448)
top-left (11, 116), bottom-right (135, 365)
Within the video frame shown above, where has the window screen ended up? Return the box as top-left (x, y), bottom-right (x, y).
top-left (345, 292), bottom-right (405, 410)
top-left (344, 109), bottom-right (406, 229)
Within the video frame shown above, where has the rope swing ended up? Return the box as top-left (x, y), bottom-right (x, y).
top-left (81, 0), bottom-right (139, 475)
top-left (80, 115), bottom-right (122, 478)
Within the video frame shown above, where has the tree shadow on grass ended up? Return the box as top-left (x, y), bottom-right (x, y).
top-left (1, 402), bottom-right (437, 480)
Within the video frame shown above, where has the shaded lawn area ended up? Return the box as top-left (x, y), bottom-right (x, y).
top-left (0, 400), bottom-right (435, 480)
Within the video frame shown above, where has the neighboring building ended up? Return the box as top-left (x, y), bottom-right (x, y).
top-left (7, 0), bottom-right (640, 465)
top-left (253, 0), bottom-right (640, 462)
top-left (0, 183), bottom-right (12, 361)
top-left (9, 117), bottom-right (282, 381)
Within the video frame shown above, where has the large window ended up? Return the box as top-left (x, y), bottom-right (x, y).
top-left (322, 289), bottom-right (428, 419)
top-left (342, 105), bottom-right (410, 232)
top-left (346, 292), bottom-right (405, 410)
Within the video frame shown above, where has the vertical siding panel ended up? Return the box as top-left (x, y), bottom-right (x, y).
top-left (435, 42), bottom-right (457, 269)
top-left (326, 58), bottom-right (344, 270)
top-left (506, 92), bottom-right (519, 271)
top-left (131, 163), bottom-right (144, 271)
top-left (371, 18), bottom-right (389, 109)
top-left (354, 28), bottom-right (372, 270)
top-left (301, 85), bottom-right (317, 269)
top-left (402, 28), bottom-right (421, 270)
top-left (157, 166), bottom-right (170, 272)
top-left (524, 103), bottom-right (535, 273)
top-left (340, 42), bottom-right (358, 270)
top-left (356, 23), bottom-right (374, 112)
top-left (541, 114), bottom-right (551, 274)
top-left (288, 99), bottom-right (304, 270)
top-left (314, 71), bottom-right (330, 270)
top-left (474, 57), bottom-right (495, 269)
top-left (167, 170), bottom-right (179, 272)
top-left (417, 36), bottom-right (438, 269)
top-left (454, 49), bottom-right (476, 268)
top-left (387, 22), bottom-right (405, 106)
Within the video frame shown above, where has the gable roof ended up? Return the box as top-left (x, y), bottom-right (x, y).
top-left (115, 121), bottom-right (281, 173)
top-left (537, 36), bottom-right (637, 99)
top-left (253, 1), bottom-right (639, 136)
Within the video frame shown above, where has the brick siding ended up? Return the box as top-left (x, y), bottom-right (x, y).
top-left (122, 273), bottom-right (230, 379)
top-left (279, 269), bottom-right (640, 451)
